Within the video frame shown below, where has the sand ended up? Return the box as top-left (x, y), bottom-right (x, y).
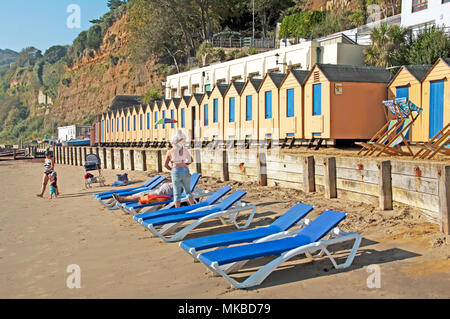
top-left (0, 159), bottom-right (449, 299)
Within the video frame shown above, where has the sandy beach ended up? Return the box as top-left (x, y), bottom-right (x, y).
top-left (0, 158), bottom-right (449, 299)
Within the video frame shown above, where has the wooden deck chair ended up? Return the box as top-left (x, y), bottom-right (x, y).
top-left (369, 118), bottom-right (415, 157)
top-left (414, 122), bottom-right (450, 160)
top-left (358, 119), bottom-right (404, 156)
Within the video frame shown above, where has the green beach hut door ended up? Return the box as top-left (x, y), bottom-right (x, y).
top-left (313, 83), bottom-right (322, 137)
top-left (429, 80), bottom-right (444, 138)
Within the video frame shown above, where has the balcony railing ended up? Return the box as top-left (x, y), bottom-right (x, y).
top-left (211, 37), bottom-right (276, 48)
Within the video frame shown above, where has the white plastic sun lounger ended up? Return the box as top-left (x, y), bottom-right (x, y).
top-left (197, 210), bottom-right (361, 289)
top-left (97, 175), bottom-right (166, 210)
top-left (141, 190), bottom-right (256, 242)
top-left (179, 202), bottom-right (314, 261)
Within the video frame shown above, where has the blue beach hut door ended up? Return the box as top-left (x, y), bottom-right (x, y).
top-left (429, 80), bottom-right (444, 138)
top-left (313, 83), bottom-right (322, 137)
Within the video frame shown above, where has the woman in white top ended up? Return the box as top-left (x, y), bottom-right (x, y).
top-left (164, 130), bottom-right (195, 208)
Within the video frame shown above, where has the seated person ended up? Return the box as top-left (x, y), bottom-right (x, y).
top-left (112, 181), bottom-right (173, 203)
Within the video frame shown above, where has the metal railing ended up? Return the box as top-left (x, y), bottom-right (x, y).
top-left (211, 37), bottom-right (276, 48)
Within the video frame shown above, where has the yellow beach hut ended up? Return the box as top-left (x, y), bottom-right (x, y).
top-left (239, 78), bottom-right (262, 142)
top-left (303, 64), bottom-right (391, 141)
top-left (143, 103), bottom-right (153, 142)
top-left (279, 69), bottom-right (310, 140)
top-left (187, 93), bottom-right (204, 142)
top-left (168, 98), bottom-right (181, 139)
top-left (388, 64), bottom-right (432, 142)
top-left (223, 81), bottom-right (245, 143)
top-left (177, 96), bottom-right (190, 140)
top-left (204, 83), bottom-right (229, 142)
top-left (199, 92), bottom-right (211, 141)
top-left (258, 72), bottom-right (287, 142)
top-left (420, 58), bottom-right (450, 142)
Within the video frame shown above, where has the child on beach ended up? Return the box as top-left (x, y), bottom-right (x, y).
top-left (49, 171), bottom-right (58, 199)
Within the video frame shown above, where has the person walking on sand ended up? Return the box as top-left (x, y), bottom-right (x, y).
top-left (36, 150), bottom-right (59, 198)
top-left (164, 130), bottom-right (195, 208)
top-left (49, 171), bottom-right (59, 199)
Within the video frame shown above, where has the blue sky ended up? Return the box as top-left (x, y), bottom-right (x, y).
top-left (0, 0), bottom-right (109, 53)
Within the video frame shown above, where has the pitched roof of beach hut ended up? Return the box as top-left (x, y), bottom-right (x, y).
top-left (266, 72), bottom-right (287, 88)
top-left (281, 69), bottom-right (310, 87)
top-left (191, 93), bottom-right (204, 105)
top-left (310, 64), bottom-right (392, 83)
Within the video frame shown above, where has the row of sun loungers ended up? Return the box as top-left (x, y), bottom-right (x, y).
top-left (93, 175), bottom-right (362, 289)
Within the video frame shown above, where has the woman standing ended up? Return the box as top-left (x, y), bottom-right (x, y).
top-left (164, 130), bottom-right (195, 208)
top-left (36, 150), bottom-right (55, 198)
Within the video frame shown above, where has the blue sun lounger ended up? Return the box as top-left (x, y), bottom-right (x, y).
top-left (134, 186), bottom-right (232, 223)
top-left (197, 210), bottom-right (361, 289)
top-left (141, 190), bottom-right (256, 242)
top-left (119, 173), bottom-right (202, 215)
top-left (96, 175), bottom-right (166, 209)
top-left (180, 202), bottom-right (314, 260)
top-left (94, 174), bottom-right (161, 199)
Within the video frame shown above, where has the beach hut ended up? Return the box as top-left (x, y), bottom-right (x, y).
top-left (105, 111), bottom-right (112, 145)
top-left (116, 108), bottom-right (124, 143)
top-left (279, 69), bottom-right (310, 140)
top-left (388, 64), bottom-right (431, 142)
top-left (420, 58), bottom-right (450, 142)
top-left (152, 101), bottom-right (162, 141)
top-left (223, 81), bottom-right (245, 142)
top-left (168, 98), bottom-right (181, 139)
top-left (177, 96), bottom-right (191, 140)
top-left (125, 107), bottom-right (133, 143)
top-left (135, 104), bottom-right (144, 143)
top-left (204, 83), bottom-right (229, 142)
top-left (187, 93), bottom-right (204, 142)
top-left (303, 64), bottom-right (391, 141)
top-left (239, 78), bottom-right (262, 142)
top-left (158, 99), bottom-right (172, 142)
top-left (199, 92), bottom-right (211, 141)
top-left (143, 103), bottom-right (153, 142)
top-left (258, 72), bottom-right (287, 142)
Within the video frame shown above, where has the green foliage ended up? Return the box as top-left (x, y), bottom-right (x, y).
top-left (142, 88), bottom-right (162, 105)
top-left (279, 10), bottom-right (325, 39)
top-left (226, 49), bottom-right (247, 61)
top-left (0, 49), bottom-right (19, 66)
top-left (404, 27), bottom-right (450, 65)
top-left (247, 47), bottom-right (259, 55)
top-left (43, 46), bottom-right (68, 64)
top-left (86, 25), bottom-right (103, 50)
top-left (364, 24), bottom-right (408, 68)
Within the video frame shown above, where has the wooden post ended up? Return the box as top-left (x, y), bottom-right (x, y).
top-left (110, 148), bottom-right (115, 170)
top-left (378, 160), bottom-right (393, 210)
top-left (324, 157), bottom-right (337, 199)
top-left (79, 147), bottom-right (83, 166)
top-left (156, 150), bottom-right (162, 172)
top-left (221, 149), bottom-right (229, 181)
top-left (70, 147), bottom-right (74, 165)
top-left (62, 147), bottom-right (66, 164)
top-left (140, 150), bottom-right (147, 171)
top-left (438, 165), bottom-right (450, 234)
top-left (194, 149), bottom-right (202, 174)
top-left (257, 151), bottom-right (267, 186)
top-left (303, 156), bottom-right (315, 192)
top-left (119, 149), bottom-right (124, 170)
top-left (74, 147), bottom-right (78, 166)
top-left (102, 148), bottom-right (107, 169)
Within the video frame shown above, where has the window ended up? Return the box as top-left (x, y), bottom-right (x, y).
top-left (265, 91), bottom-right (272, 119)
top-left (412, 0), bottom-right (428, 12)
top-left (213, 99), bottom-right (219, 123)
top-left (229, 97), bottom-right (235, 123)
top-left (286, 89), bottom-right (295, 118)
top-left (181, 108), bottom-right (185, 128)
top-left (171, 110), bottom-right (174, 128)
top-left (444, 0), bottom-right (450, 3)
top-left (204, 104), bottom-right (209, 126)
top-left (162, 111), bottom-right (166, 128)
top-left (246, 95), bottom-right (252, 121)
